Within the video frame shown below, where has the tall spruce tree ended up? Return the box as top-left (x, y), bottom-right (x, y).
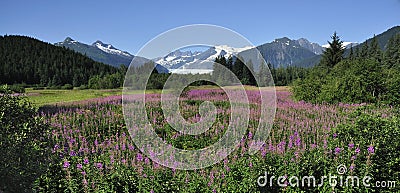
top-left (384, 34), bottom-right (400, 68)
top-left (320, 32), bottom-right (344, 68)
top-left (369, 35), bottom-right (382, 62)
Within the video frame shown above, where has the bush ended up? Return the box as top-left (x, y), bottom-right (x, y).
top-left (0, 88), bottom-right (52, 192)
top-left (331, 108), bottom-right (400, 192)
top-left (76, 84), bottom-right (88, 90)
top-left (0, 84), bottom-right (25, 93)
top-left (32, 86), bottom-right (45, 90)
top-left (61, 84), bottom-right (74, 90)
top-left (292, 59), bottom-right (400, 105)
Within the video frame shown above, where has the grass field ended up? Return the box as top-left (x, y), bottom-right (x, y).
top-left (26, 86), bottom-right (289, 106)
top-left (25, 88), bottom-right (123, 106)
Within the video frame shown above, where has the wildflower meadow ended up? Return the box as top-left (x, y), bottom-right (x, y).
top-left (29, 88), bottom-right (399, 192)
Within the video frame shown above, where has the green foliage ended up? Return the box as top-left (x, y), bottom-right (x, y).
top-left (0, 35), bottom-right (117, 87)
top-left (213, 56), bottom-right (308, 86)
top-left (124, 61), bottom-right (214, 90)
top-left (331, 108), bottom-right (400, 192)
top-left (320, 32), bottom-right (344, 68)
top-left (88, 65), bottom-right (127, 89)
top-left (0, 87), bottom-right (51, 192)
top-left (0, 84), bottom-right (25, 93)
top-left (384, 34), bottom-right (400, 68)
top-left (271, 65), bottom-right (309, 86)
top-left (61, 84), bottom-right (74, 90)
top-left (293, 32), bottom-right (400, 105)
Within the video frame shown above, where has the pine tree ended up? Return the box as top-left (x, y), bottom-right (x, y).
top-left (384, 34), bottom-right (400, 68)
top-left (369, 35), bottom-right (382, 62)
top-left (232, 57), bottom-right (244, 81)
top-left (359, 40), bottom-right (369, 58)
top-left (226, 55), bottom-right (233, 70)
top-left (320, 32), bottom-right (344, 68)
top-left (348, 46), bottom-right (355, 60)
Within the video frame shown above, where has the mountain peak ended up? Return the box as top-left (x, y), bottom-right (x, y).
top-left (297, 38), bottom-right (310, 44)
top-left (274, 37), bottom-right (291, 43)
top-left (64, 37), bottom-right (74, 42)
top-left (92, 40), bottom-right (107, 47)
top-left (91, 40), bottom-right (132, 57)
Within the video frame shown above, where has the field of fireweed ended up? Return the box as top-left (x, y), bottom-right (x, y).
top-left (34, 89), bottom-right (399, 192)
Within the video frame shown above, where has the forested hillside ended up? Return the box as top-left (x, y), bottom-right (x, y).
top-left (293, 32), bottom-right (400, 105)
top-left (0, 35), bottom-right (117, 87)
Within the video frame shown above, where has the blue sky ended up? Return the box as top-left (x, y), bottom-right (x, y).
top-left (1, 0), bottom-right (400, 55)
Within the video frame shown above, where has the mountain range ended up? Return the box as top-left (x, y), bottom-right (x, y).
top-left (55, 38), bottom-right (169, 73)
top-left (54, 26), bottom-right (400, 74)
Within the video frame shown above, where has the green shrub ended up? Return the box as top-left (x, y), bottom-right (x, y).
top-left (32, 86), bottom-right (45, 90)
top-left (76, 84), bottom-right (88, 90)
top-left (0, 88), bottom-right (52, 192)
top-left (331, 108), bottom-right (400, 192)
top-left (293, 59), bottom-right (400, 105)
top-left (61, 84), bottom-right (74, 90)
top-left (0, 84), bottom-right (25, 93)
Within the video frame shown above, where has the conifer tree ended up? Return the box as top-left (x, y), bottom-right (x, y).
top-left (348, 46), bottom-right (355, 60)
top-left (384, 34), bottom-right (400, 68)
top-left (320, 32), bottom-right (344, 68)
top-left (359, 40), bottom-right (370, 58)
top-left (369, 35), bottom-right (382, 62)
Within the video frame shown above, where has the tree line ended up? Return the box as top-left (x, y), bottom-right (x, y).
top-left (0, 35), bottom-right (118, 88)
top-left (292, 32), bottom-right (400, 105)
top-left (212, 55), bottom-right (308, 86)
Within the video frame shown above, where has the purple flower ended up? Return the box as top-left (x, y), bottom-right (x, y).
top-left (69, 150), bottom-right (76, 157)
top-left (295, 137), bottom-right (301, 147)
top-left (355, 147), bottom-right (360, 154)
top-left (351, 155), bottom-right (357, 160)
top-left (136, 153), bottom-right (143, 162)
top-left (84, 158), bottom-right (89, 165)
top-left (81, 171), bottom-right (86, 176)
top-left (349, 164), bottom-right (355, 171)
top-left (348, 143), bottom-right (354, 149)
top-left (333, 133), bottom-right (338, 138)
top-left (367, 146), bottom-right (375, 154)
top-left (248, 131), bottom-right (253, 139)
top-left (63, 161), bottom-right (70, 168)
top-left (96, 162), bottom-right (103, 170)
top-left (77, 163), bottom-right (83, 170)
top-left (334, 147), bottom-right (341, 154)
top-left (310, 143), bottom-right (317, 149)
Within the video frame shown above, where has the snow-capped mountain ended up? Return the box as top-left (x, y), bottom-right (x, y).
top-left (322, 42), bottom-right (359, 49)
top-left (154, 50), bottom-right (202, 69)
top-left (92, 40), bottom-right (133, 58)
top-left (153, 45), bottom-right (254, 73)
top-left (55, 37), bottom-right (169, 73)
top-left (55, 36), bottom-right (360, 74)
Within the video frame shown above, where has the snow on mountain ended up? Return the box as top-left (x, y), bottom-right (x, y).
top-left (92, 40), bottom-right (133, 58)
top-left (154, 45), bottom-right (254, 73)
top-left (322, 42), bottom-right (359, 49)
